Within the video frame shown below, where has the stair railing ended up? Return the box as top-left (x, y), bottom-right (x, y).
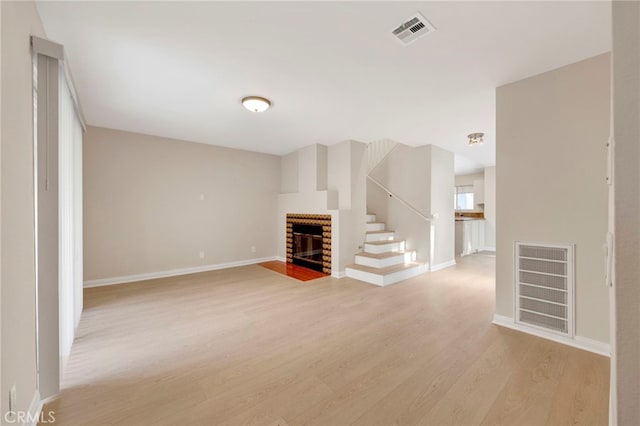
top-left (367, 175), bottom-right (432, 222)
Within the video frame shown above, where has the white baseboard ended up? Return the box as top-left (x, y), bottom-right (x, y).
top-left (492, 314), bottom-right (610, 357)
top-left (482, 246), bottom-right (496, 252)
top-left (26, 390), bottom-right (42, 426)
top-left (333, 270), bottom-right (346, 279)
top-left (84, 256), bottom-right (279, 288)
top-left (430, 259), bottom-right (456, 272)
top-left (275, 256), bottom-right (287, 262)
top-left (572, 336), bottom-right (612, 357)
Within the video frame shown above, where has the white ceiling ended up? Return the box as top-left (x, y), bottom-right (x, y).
top-left (36, 1), bottom-right (611, 174)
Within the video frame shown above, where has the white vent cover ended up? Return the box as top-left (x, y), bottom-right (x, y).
top-left (392, 12), bottom-right (436, 46)
top-left (515, 242), bottom-right (574, 337)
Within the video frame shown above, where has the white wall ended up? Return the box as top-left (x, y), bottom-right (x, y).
top-left (277, 141), bottom-right (366, 275)
top-left (455, 172), bottom-right (483, 187)
top-left (83, 126), bottom-right (281, 283)
top-left (297, 144), bottom-right (328, 192)
top-left (496, 53), bottom-right (610, 344)
top-left (429, 146), bottom-right (455, 268)
top-left (368, 144), bottom-right (455, 269)
top-left (368, 145), bottom-right (431, 263)
top-left (483, 166), bottom-right (496, 250)
top-left (612, 2), bottom-right (640, 423)
top-left (328, 142), bottom-right (352, 209)
top-left (280, 152), bottom-right (298, 194)
top-left (331, 141), bottom-right (367, 272)
top-left (1, 0), bottom-right (47, 418)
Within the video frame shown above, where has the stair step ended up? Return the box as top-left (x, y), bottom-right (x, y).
top-left (365, 222), bottom-right (386, 232)
top-left (345, 262), bottom-right (427, 286)
top-left (366, 214), bottom-right (377, 222)
top-left (365, 230), bottom-right (395, 242)
top-left (355, 251), bottom-right (416, 268)
top-left (364, 239), bottom-right (405, 254)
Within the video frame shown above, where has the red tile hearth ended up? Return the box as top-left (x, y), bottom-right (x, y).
top-left (258, 261), bottom-right (327, 282)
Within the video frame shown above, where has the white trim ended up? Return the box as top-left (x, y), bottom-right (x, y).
top-left (60, 354), bottom-right (70, 381)
top-left (345, 263), bottom-right (427, 286)
top-left (83, 256), bottom-right (279, 288)
top-left (32, 45), bottom-right (41, 397)
top-left (31, 36), bottom-right (86, 131)
top-left (333, 270), bottom-right (346, 279)
top-left (573, 336), bottom-right (612, 357)
top-left (31, 36), bottom-right (63, 60)
top-left (481, 246), bottom-right (496, 252)
top-left (26, 390), bottom-right (42, 426)
top-left (275, 256), bottom-right (287, 262)
top-left (430, 259), bottom-right (456, 272)
top-left (492, 314), bottom-right (610, 357)
top-left (61, 59), bottom-right (86, 132)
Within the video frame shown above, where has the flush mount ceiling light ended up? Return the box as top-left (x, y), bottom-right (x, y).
top-left (241, 96), bottom-right (271, 113)
top-left (468, 132), bottom-right (485, 145)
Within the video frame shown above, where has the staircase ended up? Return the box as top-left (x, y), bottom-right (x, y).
top-left (345, 214), bottom-right (427, 286)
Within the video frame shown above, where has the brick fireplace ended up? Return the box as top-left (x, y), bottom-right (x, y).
top-left (286, 214), bottom-right (331, 275)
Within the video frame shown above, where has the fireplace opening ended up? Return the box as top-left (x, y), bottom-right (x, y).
top-left (286, 214), bottom-right (331, 275)
top-left (292, 224), bottom-right (324, 272)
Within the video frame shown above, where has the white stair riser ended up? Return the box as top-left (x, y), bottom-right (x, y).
top-left (365, 222), bottom-right (386, 232)
top-left (355, 253), bottom-right (406, 268)
top-left (345, 264), bottom-right (427, 286)
top-left (364, 241), bottom-right (405, 254)
top-left (366, 214), bottom-right (376, 222)
top-left (365, 232), bottom-right (395, 242)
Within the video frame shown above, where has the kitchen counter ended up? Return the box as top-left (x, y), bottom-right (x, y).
top-left (455, 219), bottom-right (485, 255)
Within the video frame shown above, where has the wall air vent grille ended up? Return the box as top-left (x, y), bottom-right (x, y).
top-left (515, 242), bottom-right (574, 337)
top-left (392, 12), bottom-right (436, 46)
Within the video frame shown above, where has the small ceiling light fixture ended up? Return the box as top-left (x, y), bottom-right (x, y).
top-left (468, 132), bottom-right (485, 145)
top-left (241, 96), bottom-right (271, 113)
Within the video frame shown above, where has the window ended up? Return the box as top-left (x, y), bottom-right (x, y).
top-left (455, 185), bottom-right (474, 211)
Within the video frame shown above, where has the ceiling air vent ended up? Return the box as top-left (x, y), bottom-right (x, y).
top-left (392, 12), bottom-right (436, 46)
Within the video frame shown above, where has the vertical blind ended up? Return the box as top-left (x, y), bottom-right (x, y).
top-left (58, 67), bottom-right (83, 365)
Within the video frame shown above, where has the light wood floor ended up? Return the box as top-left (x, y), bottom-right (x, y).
top-left (44, 253), bottom-right (609, 425)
